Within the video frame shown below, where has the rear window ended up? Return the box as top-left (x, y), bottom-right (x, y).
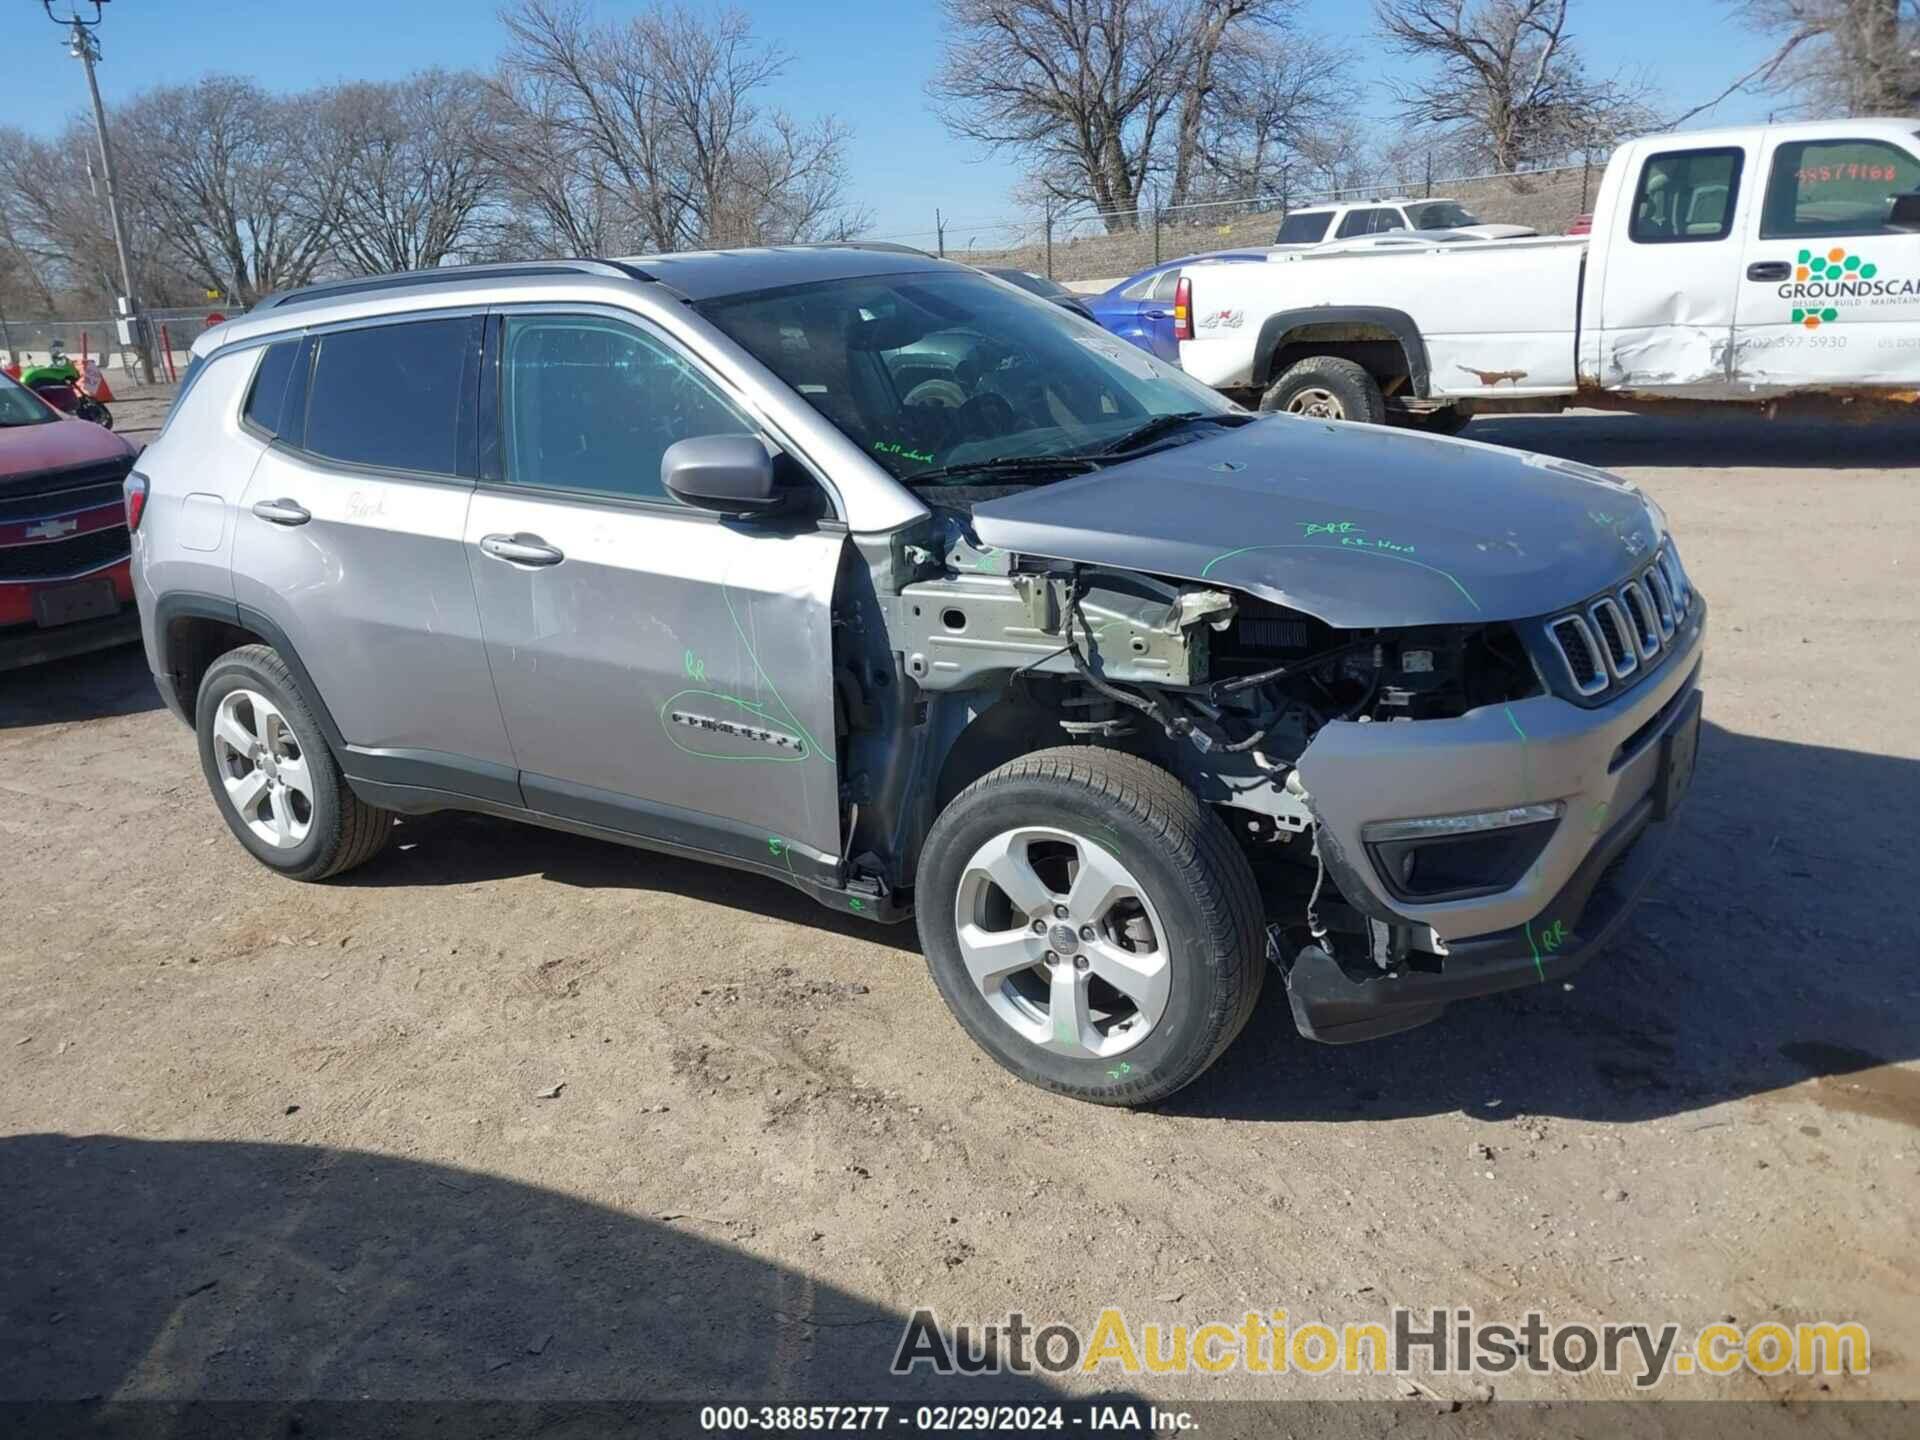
top-left (241, 340), bottom-right (303, 439)
top-left (1275, 212), bottom-right (1332, 244)
top-left (1760, 137), bottom-right (1920, 238)
top-left (303, 318), bottom-right (470, 476)
top-left (1630, 147), bottom-right (1743, 243)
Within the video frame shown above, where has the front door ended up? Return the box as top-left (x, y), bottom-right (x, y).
top-left (465, 309), bottom-right (846, 871)
top-left (1732, 129), bottom-right (1920, 391)
top-left (1596, 141), bottom-right (1750, 396)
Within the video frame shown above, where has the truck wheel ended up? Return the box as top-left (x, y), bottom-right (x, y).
top-left (916, 747), bottom-right (1264, 1107)
top-left (1260, 356), bottom-right (1385, 424)
top-left (195, 644), bottom-right (394, 882)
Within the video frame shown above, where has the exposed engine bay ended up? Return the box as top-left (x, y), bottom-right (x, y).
top-left (887, 506), bottom-right (1541, 830)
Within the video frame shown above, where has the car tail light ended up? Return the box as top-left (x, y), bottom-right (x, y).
top-left (1173, 275), bottom-right (1192, 341)
top-left (124, 471), bottom-right (149, 532)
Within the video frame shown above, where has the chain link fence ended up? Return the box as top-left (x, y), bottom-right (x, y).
top-left (1, 305), bottom-right (223, 381)
top-left (873, 158), bottom-right (1602, 287)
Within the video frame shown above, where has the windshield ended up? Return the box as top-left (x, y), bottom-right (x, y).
top-left (1275, 212), bottom-right (1332, 243)
top-left (0, 372), bottom-right (56, 427)
top-left (1404, 201), bottom-right (1479, 229)
top-left (701, 270), bottom-right (1238, 483)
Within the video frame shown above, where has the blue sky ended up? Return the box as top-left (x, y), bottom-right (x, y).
top-left (7, 0), bottom-right (1784, 238)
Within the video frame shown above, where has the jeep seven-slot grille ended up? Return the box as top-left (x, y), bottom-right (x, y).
top-left (1543, 543), bottom-right (1693, 702)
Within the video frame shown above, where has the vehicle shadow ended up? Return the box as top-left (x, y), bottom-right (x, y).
top-left (0, 642), bottom-right (158, 729)
top-left (361, 810), bottom-right (924, 955)
top-left (0, 1133), bottom-right (1094, 1418)
top-left (1168, 718), bottom-right (1920, 1127)
top-left (1465, 411), bottom-right (1918, 470)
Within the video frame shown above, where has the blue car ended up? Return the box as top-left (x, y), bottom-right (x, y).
top-left (1086, 252), bottom-right (1270, 363)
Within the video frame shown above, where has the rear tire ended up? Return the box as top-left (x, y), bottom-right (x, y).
top-left (916, 747), bottom-right (1264, 1107)
top-left (195, 645), bottom-right (393, 881)
top-left (1259, 355), bottom-right (1385, 424)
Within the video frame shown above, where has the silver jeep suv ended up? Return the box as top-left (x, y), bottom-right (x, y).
top-left (131, 247), bottom-right (1705, 1105)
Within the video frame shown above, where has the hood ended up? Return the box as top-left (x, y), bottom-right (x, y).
top-left (969, 416), bottom-right (1662, 628)
top-left (1457, 223), bottom-right (1538, 240)
top-left (0, 412), bottom-right (135, 482)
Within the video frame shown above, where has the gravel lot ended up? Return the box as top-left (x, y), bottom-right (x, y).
top-left (2, 400), bottom-right (1916, 1419)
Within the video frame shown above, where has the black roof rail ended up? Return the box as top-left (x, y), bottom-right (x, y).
top-left (253, 258), bottom-right (653, 312)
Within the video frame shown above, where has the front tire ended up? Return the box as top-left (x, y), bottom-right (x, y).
top-left (916, 748), bottom-right (1264, 1106)
top-left (1259, 355), bottom-right (1385, 424)
top-left (195, 645), bottom-right (393, 881)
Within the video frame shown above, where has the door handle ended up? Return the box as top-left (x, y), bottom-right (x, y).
top-left (1746, 261), bottom-right (1791, 281)
top-left (480, 532), bottom-right (565, 567)
top-left (1143, 308), bottom-right (1170, 319)
top-left (251, 498), bottom-right (311, 526)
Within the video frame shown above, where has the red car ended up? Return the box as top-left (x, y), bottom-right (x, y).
top-left (0, 369), bottom-right (143, 669)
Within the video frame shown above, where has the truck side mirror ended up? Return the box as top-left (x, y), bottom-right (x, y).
top-left (1887, 191), bottom-right (1920, 231)
top-left (662, 435), bottom-right (789, 516)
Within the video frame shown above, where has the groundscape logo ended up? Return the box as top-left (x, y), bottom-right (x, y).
top-left (1778, 245), bottom-right (1917, 326)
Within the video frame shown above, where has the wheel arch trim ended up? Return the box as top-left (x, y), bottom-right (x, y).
top-left (1252, 305), bottom-right (1431, 397)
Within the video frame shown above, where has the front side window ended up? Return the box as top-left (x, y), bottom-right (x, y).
top-left (1275, 212), bottom-right (1331, 244)
top-left (1630, 148), bottom-right (1743, 243)
top-left (700, 269), bottom-right (1238, 484)
top-left (1761, 138), bottom-right (1920, 239)
top-left (500, 315), bottom-right (754, 503)
top-left (1336, 208), bottom-right (1381, 239)
top-left (304, 318), bottom-right (471, 475)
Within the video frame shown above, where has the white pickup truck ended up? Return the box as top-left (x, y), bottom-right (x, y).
top-left (1178, 117), bottom-right (1920, 429)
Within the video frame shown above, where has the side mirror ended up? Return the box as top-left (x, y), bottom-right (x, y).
top-left (662, 434), bottom-right (786, 515)
top-left (1887, 191), bottom-right (1920, 231)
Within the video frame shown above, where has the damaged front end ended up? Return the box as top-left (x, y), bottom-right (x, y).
top-left (872, 502), bottom-right (1655, 1043)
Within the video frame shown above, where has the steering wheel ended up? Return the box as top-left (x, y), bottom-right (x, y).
top-left (955, 391), bottom-right (1016, 439)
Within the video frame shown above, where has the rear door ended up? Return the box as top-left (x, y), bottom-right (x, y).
top-left (1092, 268), bottom-right (1179, 360)
top-left (233, 312), bottom-right (517, 781)
top-left (1595, 141), bottom-right (1750, 395)
top-left (1731, 130), bottom-right (1920, 391)
top-left (464, 307), bottom-right (846, 869)
top-left (1138, 268), bottom-right (1187, 362)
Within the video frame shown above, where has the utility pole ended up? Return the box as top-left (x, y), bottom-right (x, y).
top-left (45, 1), bottom-right (154, 383)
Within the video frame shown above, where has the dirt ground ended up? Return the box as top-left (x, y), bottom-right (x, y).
top-left (2, 399), bottom-right (1916, 1421)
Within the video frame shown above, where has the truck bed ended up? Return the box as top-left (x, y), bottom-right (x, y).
top-left (1180, 236), bottom-right (1588, 400)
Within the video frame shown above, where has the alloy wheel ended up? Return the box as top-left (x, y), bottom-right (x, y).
top-left (211, 688), bottom-right (314, 849)
top-left (952, 826), bottom-right (1172, 1059)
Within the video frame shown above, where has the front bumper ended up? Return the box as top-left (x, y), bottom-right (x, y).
top-left (1284, 595), bottom-right (1707, 1042)
top-left (0, 603), bottom-right (142, 671)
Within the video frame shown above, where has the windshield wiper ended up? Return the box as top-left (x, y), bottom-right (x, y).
top-left (1094, 411), bottom-right (1249, 455)
top-left (904, 454), bottom-right (1102, 486)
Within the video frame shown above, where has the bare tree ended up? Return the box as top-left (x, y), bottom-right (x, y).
top-left (1188, 31), bottom-right (1354, 198)
top-left (0, 118), bottom-right (194, 310)
top-left (478, 54), bottom-right (627, 257)
top-left (325, 72), bottom-right (499, 273)
top-left (1373, 1), bottom-right (1654, 173)
top-left (104, 78), bottom-right (343, 306)
top-left (931, 1), bottom-right (1339, 227)
top-left (1685, 1), bottom-right (1920, 121)
top-left (494, 0), bottom-right (866, 252)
